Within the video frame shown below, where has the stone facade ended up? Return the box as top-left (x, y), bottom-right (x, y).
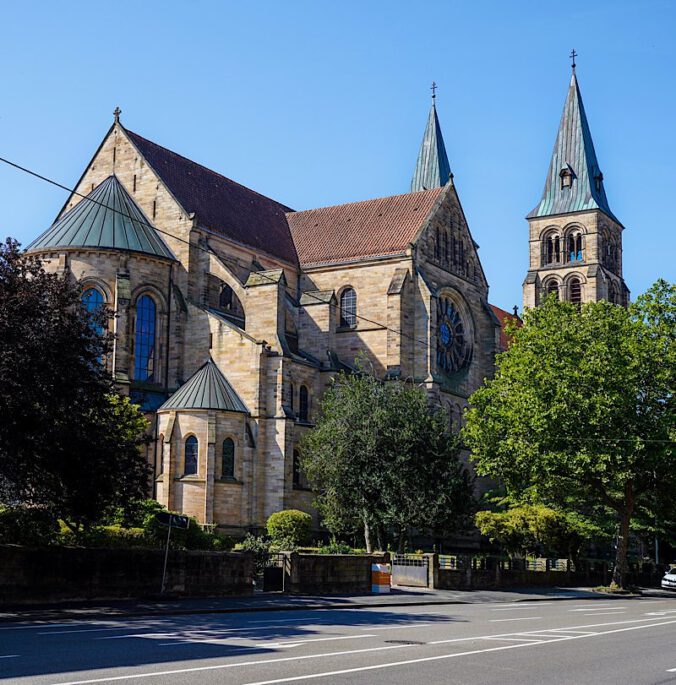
top-left (27, 117), bottom-right (501, 536)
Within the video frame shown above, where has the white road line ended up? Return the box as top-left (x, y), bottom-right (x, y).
top-left (239, 619), bottom-right (676, 685)
top-left (490, 617), bottom-right (543, 623)
top-left (569, 607), bottom-right (626, 612)
top-left (0, 654), bottom-right (20, 659)
top-left (365, 623), bottom-right (433, 630)
top-left (484, 636), bottom-right (544, 643)
top-left (40, 627), bottom-right (134, 635)
top-left (491, 607), bottom-right (541, 611)
top-left (256, 635), bottom-right (377, 648)
top-left (667, 667), bottom-right (676, 672)
top-left (582, 612), bottom-right (626, 616)
top-left (46, 617), bottom-right (676, 685)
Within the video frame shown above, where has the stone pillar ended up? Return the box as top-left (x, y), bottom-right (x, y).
top-left (424, 553), bottom-right (439, 589)
top-left (245, 270), bottom-right (287, 353)
top-left (386, 269), bottom-right (409, 377)
top-left (205, 413), bottom-right (216, 524)
top-left (298, 290), bottom-right (336, 361)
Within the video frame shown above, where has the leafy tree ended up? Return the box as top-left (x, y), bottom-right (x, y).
top-left (464, 281), bottom-right (675, 589)
top-left (0, 238), bottom-right (151, 531)
top-left (300, 362), bottom-right (474, 552)
top-left (475, 504), bottom-right (599, 562)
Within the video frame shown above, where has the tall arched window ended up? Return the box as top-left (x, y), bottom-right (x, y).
top-left (299, 385), bottom-right (309, 422)
top-left (134, 294), bottom-right (157, 382)
top-left (545, 234), bottom-right (561, 264)
top-left (546, 280), bottom-right (560, 301)
top-left (222, 438), bottom-right (235, 479)
top-left (608, 282), bottom-right (618, 305)
top-left (219, 284), bottom-right (233, 310)
top-left (289, 382), bottom-right (295, 413)
top-left (184, 436), bottom-right (198, 476)
top-left (82, 288), bottom-right (105, 335)
top-left (569, 278), bottom-right (582, 305)
top-left (443, 231), bottom-right (449, 263)
top-left (339, 288), bottom-right (357, 328)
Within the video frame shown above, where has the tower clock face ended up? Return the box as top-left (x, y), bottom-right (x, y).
top-left (436, 297), bottom-right (471, 374)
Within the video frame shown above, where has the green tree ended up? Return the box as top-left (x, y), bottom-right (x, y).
top-left (266, 509), bottom-right (312, 548)
top-left (464, 281), bottom-right (675, 589)
top-left (300, 363), bottom-right (473, 552)
top-left (0, 238), bottom-right (151, 531)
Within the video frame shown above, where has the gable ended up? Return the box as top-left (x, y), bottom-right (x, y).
top-left (286, 187), bottom-right (444, 267)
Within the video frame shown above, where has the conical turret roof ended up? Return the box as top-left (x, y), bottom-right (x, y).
top-left (528, 71), bottom-right (618, 223)
top-left (27, 175), bottom-right (175, 259)
top-left (159, 359), bottom-right (248, 413)
top-left (410, 101), bottom-right (452, 192)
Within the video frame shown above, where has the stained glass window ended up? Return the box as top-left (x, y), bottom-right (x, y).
top-left (82, 288), bottom-right (104, 334)
top-left (184, 436), bottom-right (198, 476)
top-left (134, 295), bottom-right (156, 382)
top-left (339, 288), bottom-right (357, 327)
top-left (222, 438), bottom-right (235, 479)
top-left (436, 297), bottom-right (470, 374)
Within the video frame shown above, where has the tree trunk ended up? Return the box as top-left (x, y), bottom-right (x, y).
top-left (611, 482), bottom-right (634, 589)
top-left (397, 526), bottom-right (406, 554)
top-left (363, 517), bottom-right (372, 554)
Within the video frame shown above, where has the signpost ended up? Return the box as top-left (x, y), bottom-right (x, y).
top-left (155, 512), bottom-right (190, 594)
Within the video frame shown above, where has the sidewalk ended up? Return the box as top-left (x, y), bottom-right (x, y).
top-left (0, 586), bottom-right (627, 624)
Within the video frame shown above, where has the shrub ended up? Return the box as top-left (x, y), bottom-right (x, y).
top-left (235, 534), bottom-right (271, 574)
top-left (316, 540), bottom-right (353, 555)
top-left (109, 499), bottom-right (166, 529)
top-left (266, 510), bottom-right (312, 547)
top-left (0, 505), bottom-right (59, 546)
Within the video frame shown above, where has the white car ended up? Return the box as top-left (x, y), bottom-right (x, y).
top-left (661, 567), bottom-right (676, 590)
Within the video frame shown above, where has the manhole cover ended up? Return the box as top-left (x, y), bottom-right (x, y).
top-left (385, 640), bottom-right (426, 645)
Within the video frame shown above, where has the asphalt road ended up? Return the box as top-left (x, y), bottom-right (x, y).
top-left (1, 596), bottom-right (675, 684)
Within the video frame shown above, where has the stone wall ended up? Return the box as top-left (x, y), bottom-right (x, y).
top-left (285, 552), bottom-right (389, 595)
top-left (0, 546), bottom-right (254, 605)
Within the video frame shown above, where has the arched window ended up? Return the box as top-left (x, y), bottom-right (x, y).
top-left (545, 234), bottom-right (562, 265)
top-left (443, 231), bottom-right (449, 263)
top-left (434, 227), bottom-right (440, 260)
top-left (134, 294), bottom-right (157, 382)
top-left (293, 450), bottom-right (301, 487)
top-left (184, 436), bottom-right (198, 476)
top-left (299, 385), bottom-right (309, 422)
top-left (219, 284), bottom-right (233, 310)
top-left (546, 280), bottom-right (559, 301)
top-left (569, 278), bottom-right (582, 305)
top-left (289, 382), bottom-right (295, 413)
top-left (222, 438), bottom-right (235, 479)
top-left (339, 288), bottom-right (357, 328)
top-left (568, 232), bottom-right (583, 262)
top-left (82, 288), bottom-right (105, 334)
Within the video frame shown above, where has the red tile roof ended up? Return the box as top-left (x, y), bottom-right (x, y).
top-left (286, 188), bottom-right (445, 267)
top-left (490, 304), bottom-right (522, 350)
top-left (124, 128), bottom-right (298, 265)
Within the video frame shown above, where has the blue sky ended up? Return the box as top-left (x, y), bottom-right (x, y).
top-left (1, 1), bottom-right (674, 310)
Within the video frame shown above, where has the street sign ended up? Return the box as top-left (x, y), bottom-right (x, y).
top-left (155, 512), bottom-right (190, 530)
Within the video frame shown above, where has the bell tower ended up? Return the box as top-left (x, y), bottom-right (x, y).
top-left (523, 60), bottom-right (629, 309)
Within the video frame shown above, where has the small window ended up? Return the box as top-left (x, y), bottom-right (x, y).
top-left (560, 168), bottom-right (573, 189)
top-left (568, 233), bottom-right (583, 262)
top-left (299, 386), bottom-right (309, 422)
top-left (82, 287), bottom-right (105, 335)
top-left (569, 278), bottom-right (582, 305)
top-left (184, 436), bottom-right (198, 476)
top-left (222, 438), bottom-right (235, 479)
top-left (339, 288), bottom-right (357, 328)
top-left (219, 284), bottom-right (233, 310)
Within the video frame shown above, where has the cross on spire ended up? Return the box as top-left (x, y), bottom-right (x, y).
top-left (431, 81), bottom-right (437, 101)
top-left (569, 49), bottom-right (578, 71)
top-left (113, 106), bottom-right (122, 123)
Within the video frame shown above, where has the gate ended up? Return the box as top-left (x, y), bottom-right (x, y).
top-left (391, 554), bottom-right (429, 588)
top-left (258, 553), bottom-right (288, 592)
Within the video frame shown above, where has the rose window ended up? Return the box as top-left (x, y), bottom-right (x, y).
top-left (436, 297), bottom-right (471, 374)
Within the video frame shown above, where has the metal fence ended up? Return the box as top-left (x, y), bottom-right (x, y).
top-left (391, 554), bottom-right (429, 587)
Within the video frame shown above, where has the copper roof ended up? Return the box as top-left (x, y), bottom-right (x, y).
top-left (286, 187), bottom-right (445, 267)
top-left (124, 128), bottom-right (299, 264)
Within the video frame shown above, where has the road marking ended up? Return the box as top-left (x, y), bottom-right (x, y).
top-left (646, 610), bottom-right (676, 616)
top-left (255, 634), bottom-right (377, 648)
top-left (484, 636), bottom-right (544, 643)
top-left (667, 667), bottom-right (676, 672)
top-left (582, 612), bottom-right (626, 616)
top-left (490, 617), bottom-right (542, 623)
top-left (45, 617), bottom-right (676, 685)
top-left (569, 607), bottom-right (626, 612)
top-left (366, 623), bottom-right (433, 630)
top-left (239, 619), bottom-right (676, 684)
top-left (0, 622), bottom-right (92, 631)
top-left (491, 606), bottom-right (541, 611)
top-left (0, 654), bottom-right (20, 659)
top-left (40, 627), bottom-right (136, 635)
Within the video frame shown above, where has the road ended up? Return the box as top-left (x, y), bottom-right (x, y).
top-left (1, 596), bottom-right (675, 684)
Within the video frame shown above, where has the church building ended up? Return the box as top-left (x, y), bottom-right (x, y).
top-left (26, 66), bottom-right (618, 535)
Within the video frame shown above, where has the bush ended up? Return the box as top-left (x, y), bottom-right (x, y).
top-left (0, 505), bottom-right (59, 546)
top-left (316, 540), bottom-right (353, 555)
top-left (266, 510), bottom-right (312, 547)
top-left (235, 534), bottom-right (271, 574)
top-left (109, 499), bottom-right (166, 529)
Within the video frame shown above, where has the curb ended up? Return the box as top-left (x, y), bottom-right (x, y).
top-left (0, 590), bottom-right (620, 624)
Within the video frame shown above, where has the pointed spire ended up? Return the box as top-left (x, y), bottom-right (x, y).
top-left (410, 85), bottom-right (452, 192)
top-left (528, 68), bottom-right (618, 222)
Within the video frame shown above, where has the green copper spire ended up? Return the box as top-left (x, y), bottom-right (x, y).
top-left (411, 85), bottom-right (452, 192)
top-left (528, 70), bottom-right (618, 223)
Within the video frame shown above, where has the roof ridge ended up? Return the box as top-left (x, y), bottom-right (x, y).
top-left (123, 126), bottom-right (294, 213)
top-left (288, 186), bottom-right (444, 217)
